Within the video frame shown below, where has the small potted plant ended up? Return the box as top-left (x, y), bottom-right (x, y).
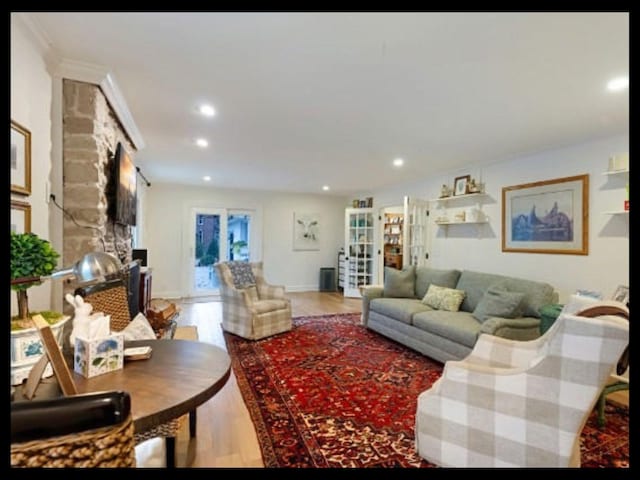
top-left (10, 231), bottom-right (70, 385)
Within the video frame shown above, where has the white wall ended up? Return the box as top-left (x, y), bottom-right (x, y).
top-left (10, 16), bottom-right (55, 315)
top-left (360, 134), bottom-right (629, 303)
top-left (145, 184), bottom-right (350, 298)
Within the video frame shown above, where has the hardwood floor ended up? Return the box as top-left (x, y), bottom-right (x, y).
top-left (172, 291), bottom-right (361, 468)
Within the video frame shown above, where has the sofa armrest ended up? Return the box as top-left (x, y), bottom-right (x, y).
top-left (480, 316), bottom-right (541, 340)
top-left (361, 286), bottom-right (384, 326)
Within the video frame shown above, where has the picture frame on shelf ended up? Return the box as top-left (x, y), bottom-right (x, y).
top-left (11, 200), bottom-right (31, 233)
top-left (453, 175), bottom-right (470, 196)
top-left (11, 120), bottom-right (32, 196)
top-left (502, 174), bottom-right (589, 255)
top-left (612, 285), bottom-right (629, 305)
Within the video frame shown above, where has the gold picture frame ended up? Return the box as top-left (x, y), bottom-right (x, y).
top-left (502, 174), bottom-right (589, 255)
top-left (11, 120), bottom-right (32, 196)
top-left (11, 200), bottom-right (31, 233)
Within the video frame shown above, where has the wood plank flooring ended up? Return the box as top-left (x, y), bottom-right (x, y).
top-left (173, 291), bottom-right (360, 468)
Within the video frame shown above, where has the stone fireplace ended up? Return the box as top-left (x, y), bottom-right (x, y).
top-left (62, 79), bottom-right (136, 267)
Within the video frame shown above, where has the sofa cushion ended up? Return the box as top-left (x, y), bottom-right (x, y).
top-left (455, 270), bottom-right (508, 313)
top-left (370, 298), bottom-right (432, 325)
top-left (253, 299), bottom-right (289, 314)
top-left (472, 286), bottom-right (525, 322)
top-left (413, 310), bottom-right (481, 348)
top-left (421, 285), bottom-right (466, 312)
top-left (383, 266), bottom-right (416, 298)
top-left (493, 278), bottom-right (555, 318)
top-left (415, 268), bottom-right (461, 300)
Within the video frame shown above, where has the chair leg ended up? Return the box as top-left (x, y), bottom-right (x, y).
top-left (189, 410), bottom-right (197, 438)
top-left (597, 392), bottom-right (607, 428)
top-left (165, 436), bottom-right (176, 468)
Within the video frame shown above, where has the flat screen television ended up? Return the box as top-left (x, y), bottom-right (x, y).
top-left (108, 142), bottom-right (137, 226)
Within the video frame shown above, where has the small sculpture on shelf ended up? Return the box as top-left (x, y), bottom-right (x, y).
top-left (468, 178), bottom-right (480, 193)
top-left (440, 184), bottom-right (452, 198)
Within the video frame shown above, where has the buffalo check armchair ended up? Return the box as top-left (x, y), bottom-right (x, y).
top-left (415, 301), bottom-right (629, 468)
top-left (215, 261), bottom-right (292, 340)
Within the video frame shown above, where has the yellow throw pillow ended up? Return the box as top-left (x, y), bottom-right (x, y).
top-left (422, 284), bottom-right (466, 312)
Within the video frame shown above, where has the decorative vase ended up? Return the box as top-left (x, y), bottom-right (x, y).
top-left (11, 315), bottom-right (70, 386)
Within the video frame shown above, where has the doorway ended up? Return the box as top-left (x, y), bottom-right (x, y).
top-left (188, 208), bottom-right (255, 297)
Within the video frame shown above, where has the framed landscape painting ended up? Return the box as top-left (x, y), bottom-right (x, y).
top-left (502, 174), bottom-right (588, 255)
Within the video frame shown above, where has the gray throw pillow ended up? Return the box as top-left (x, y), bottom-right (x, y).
top-left (383, 266), bottom-right (416, 298)
top-left (227, 261), bottom-right (256, 288)
top-left (472, 286), bottom-right (525, 322)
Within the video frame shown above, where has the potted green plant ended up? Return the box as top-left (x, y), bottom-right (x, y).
top-left (10, 231), bottom-right (62, 327)
top-left (10, 231), bottom-right (70, 385)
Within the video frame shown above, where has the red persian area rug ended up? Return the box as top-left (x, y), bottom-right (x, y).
top-left (223, 313), bottom-right (629, 468)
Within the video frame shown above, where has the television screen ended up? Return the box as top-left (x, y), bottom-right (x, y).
top-left (108, 142), bottom-right (137, 226)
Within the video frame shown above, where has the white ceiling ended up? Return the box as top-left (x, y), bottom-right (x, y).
top-left (28, 12), bottom-right (629, 195)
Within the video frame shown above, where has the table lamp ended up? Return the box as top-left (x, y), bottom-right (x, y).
top-left (11, 252), bottom-right (122, 286)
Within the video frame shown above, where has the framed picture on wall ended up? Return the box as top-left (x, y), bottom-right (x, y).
top-left (502, 174), bottom-right (589, 255)
top-left (11, 120), bottom-right (32, 196)
top-left (293, 212), bottom-right (320, 251)
top-left (11, 200), bottom-right (31, 233)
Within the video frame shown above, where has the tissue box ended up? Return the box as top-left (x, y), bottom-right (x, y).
top-left (74, 333), bottom-right (124, 378)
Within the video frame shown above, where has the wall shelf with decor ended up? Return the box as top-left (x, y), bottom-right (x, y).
top-left (431, 192), bottom-right (488, 235)
top-left (601, 159), bottom-right (628, 215)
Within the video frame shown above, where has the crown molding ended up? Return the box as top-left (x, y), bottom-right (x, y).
top-left (12, 13), bottom-right (52, 54)
top-left (54, 58), bottom-right (146, 150)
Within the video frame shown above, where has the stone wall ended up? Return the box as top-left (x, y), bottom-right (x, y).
top-left (62, 79), bottom-right (136, 267)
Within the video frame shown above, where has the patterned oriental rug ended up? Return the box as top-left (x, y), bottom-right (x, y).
top-left (223, 313), bottom-right (629, 468)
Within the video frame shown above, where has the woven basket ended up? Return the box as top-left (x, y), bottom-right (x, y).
top-left (11, 414), bottom-right (136, 468)
top-left (82, 283), bottom-right (131, 332)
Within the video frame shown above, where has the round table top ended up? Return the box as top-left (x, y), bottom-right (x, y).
top-left (72, 339), bottom-right (231, 434)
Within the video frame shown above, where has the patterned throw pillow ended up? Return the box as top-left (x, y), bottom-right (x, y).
top-left (421, 284), bottom-right (466, 312)
top-left (227, 261), bottom-right (256, 288)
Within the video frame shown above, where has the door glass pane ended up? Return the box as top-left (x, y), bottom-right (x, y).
top-left (194, 213), bottom-right (221, 291)
top-left (228, 214), bottom-right (251, 262)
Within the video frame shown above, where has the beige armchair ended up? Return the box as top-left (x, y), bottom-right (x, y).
top-left (215, 261), bottom-right (292, 340)
top-left (415, 301), bottom-right (629, 468)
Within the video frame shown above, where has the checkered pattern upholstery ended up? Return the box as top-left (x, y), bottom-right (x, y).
top-left (415, 304), bottom-right (629, 467)
top-left (215, 261), bottom-right (292, 340)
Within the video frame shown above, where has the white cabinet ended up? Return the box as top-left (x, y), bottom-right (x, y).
top-left (431, 193), bottom-right (488, 233)
top-left (344, 208), bottom-right (377, 298)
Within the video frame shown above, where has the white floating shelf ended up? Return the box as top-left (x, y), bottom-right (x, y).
top-left (430, 192), bottom-right (488, 202)
top-left (602, 169), bottom-right (629, 176)
top-left (603, 210), bottom-right (629, 215)
top-left (435, 220), bottom-right (489, 226)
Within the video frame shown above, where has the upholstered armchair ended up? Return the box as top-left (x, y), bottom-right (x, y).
top-left (415, 301), bottom-right (629, 468)
top-left (215, 261), bottom-right (292, 340)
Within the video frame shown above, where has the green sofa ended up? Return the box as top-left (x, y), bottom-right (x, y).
top-left (362, 267), bottom-right (558, 364)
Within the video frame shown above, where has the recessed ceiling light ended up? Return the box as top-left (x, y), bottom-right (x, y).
top-left (199, 104), bottom-right (216, 117)
top-left (322, 185), bottom-right (330, 191)
top-left (195, 138), bottom-right (208, 148)
top-left (203, 175), bottom-right (211, 182)
top-left (393, 158), bottom-right (404, 167)
top-left (607, 76), bottom-right (629, 92)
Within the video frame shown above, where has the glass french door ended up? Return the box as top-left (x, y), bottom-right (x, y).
top-left (188, 208), bottom-right (254, 297)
